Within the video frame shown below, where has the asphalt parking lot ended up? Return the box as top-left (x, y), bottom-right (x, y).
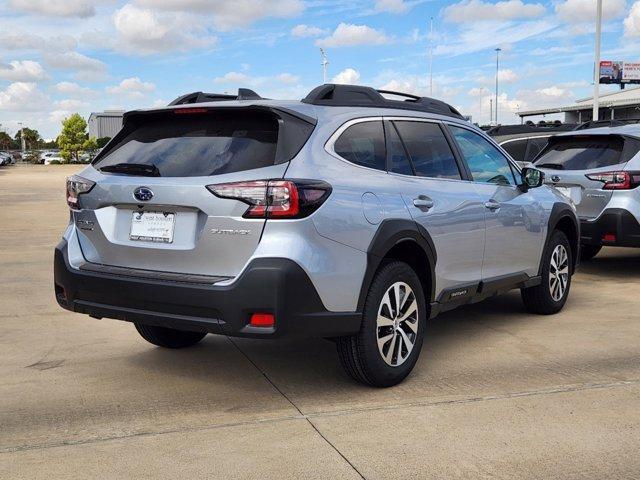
top-left (1, 163), bottom-right (639, 479)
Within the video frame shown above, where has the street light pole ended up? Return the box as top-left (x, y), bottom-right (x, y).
top-left (495, 47), bottom-right (501, 126)
top-left (18, 122), bottom-right (25, 152)
top-left (592, 0), bottom-right (603, 121)
top-left (320, 48), bottom-right (328, 84)
top-left (429, 17), bottom-right (434, 96)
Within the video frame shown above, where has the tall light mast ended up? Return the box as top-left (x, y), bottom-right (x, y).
top-left (320, 48), bottom-right (329, 84)
top-left (494, 47), bottom-right (502, 125)
top-left (429, 17), bottom-right (434, 96)
top-left (592, 0), bottom-right (603, 121)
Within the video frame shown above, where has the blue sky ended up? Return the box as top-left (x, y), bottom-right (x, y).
top-left (0, 0), bottom-right (639, 139)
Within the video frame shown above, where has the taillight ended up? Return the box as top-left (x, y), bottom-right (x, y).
top-left (206, 179), bottom-right (331, 219)
top-left (66, 175), bottom-right (95, 210)
top-left (586, 171), bottom-right (640, 190)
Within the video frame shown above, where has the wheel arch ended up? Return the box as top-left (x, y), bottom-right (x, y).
top-left (545, 203), bottom-right (580, 274)
top-left (357, 219), bottom-right (436, 312)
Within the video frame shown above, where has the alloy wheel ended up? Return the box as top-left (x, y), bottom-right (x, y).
top-left (549, 244), bottom-right (569, 302)
top-left (376, 282), bottom-right (419, 367)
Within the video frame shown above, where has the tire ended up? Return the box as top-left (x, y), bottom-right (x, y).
top-left (580, 245), bottom-right (601, 261)
top-left (134, 323), bottom-right (207, 349)
top-left (336, 261), bottom-right (427, 387)
top-left (521, 230), bottom-right (572, 315)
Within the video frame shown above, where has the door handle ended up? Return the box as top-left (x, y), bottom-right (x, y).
top-left (484, 200), bottom-right (501, 211)
top-left (413, 196), bottom-right (434, 210)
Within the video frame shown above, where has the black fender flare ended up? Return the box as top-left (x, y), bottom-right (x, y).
top-left (541, 202), bottom-right (580, 275)
top-left (357, 219), bottom-right (437, 311)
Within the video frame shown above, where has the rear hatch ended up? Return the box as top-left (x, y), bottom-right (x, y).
top-left (533, 134), bottom-right (640, 220)
top-left (75, 106), bottom-right (314, 278)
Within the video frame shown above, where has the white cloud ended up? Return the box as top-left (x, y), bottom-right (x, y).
top-left (555, 0), bottom-right (627, 24)
top-left (625, 2), bottom-right (640, 36)
top-left (106, 77), bottom-right (156, 98)
top-left (477, 69), bottom-right (520, 85)
top-left (468, 86), bottom-right (491, 97)
top-left (8, 0), bottom-right (95, 18)
top-left (44, 51), bottom-right (107, 81)
top-left (443, 0), bottom-right (546, 23)
top-left (113, 4), bottom-right (218, 55)
top-left (53, 81), bottom-right (96, 96)
top-left (0, 32), bottom-right (77, 52)
top-left (332, 68), bottom-right (361, 84)
top-left (374, 0), bottom-right (409, 14)
top-left (54, 98), bottom-right (90, 110)
top-left (213, 72), bottom-right (250, 84)
top-left (0, 60), bottom-right (47, 81)
top-left (275, 73), bottom-right (300, 84)
top-left (213, 71), bottom-right (301, 87)
top-left (291, 24), bottom-right (327, 38)
top-left (0, 82), bottom-right (49, 111)
top-left (316, 23), bottom-right (390, 48)
top-left (133, 0), bottom-right (304, 30)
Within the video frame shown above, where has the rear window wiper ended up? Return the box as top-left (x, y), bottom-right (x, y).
top-left (535, 163), bottom-right (564, 170)
top-left (99, 163), bottom-right (161, 177)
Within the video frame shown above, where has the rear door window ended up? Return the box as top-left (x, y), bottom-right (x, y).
top-left (94, 110), bottom-right (280, 177)
top-left (534, 135), bottom-right (630, 170)
top-left (393, 121), bottom-right (461, 180)
top-left (334, 121), bottom-right (386, 171)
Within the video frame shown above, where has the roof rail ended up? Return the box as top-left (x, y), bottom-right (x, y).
top-left (168, 88), bottom-right (263, 106)
top-left (301, 84), bottom-right (464, 119)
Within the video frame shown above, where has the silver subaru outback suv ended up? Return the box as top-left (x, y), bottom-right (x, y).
top-left (532, 125), bottom-right (640, 260)
top-left (54, 84), bottom-right (579, 387)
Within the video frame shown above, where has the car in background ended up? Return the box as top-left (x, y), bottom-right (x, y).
top-left (488, 122), bottom-right (577, 166)
top-left (0, 152), bottom-right (15, 165)
top-left (42, 152), bottom-right (65, 165)
top-left (532, 125), bottom-right (640, 260)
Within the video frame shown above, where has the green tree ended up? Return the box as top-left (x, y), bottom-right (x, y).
top-left (14, 127), bottom-right (42, 149)
top-left (58, 113), bottom-right (91, 162)
top-left (96, 137), bottom-right (111, 148)
top-left (0, 131), bottom-right (13, 150)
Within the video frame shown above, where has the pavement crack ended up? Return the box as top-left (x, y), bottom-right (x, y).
top-left (225, 337), bottom-right (367, 480)
top-left (2, 378), bottom-right (637, 456)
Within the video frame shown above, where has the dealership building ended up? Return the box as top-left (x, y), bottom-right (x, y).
top-left (88, 110), bottom-right (125, 139)
top-left (517, 87), bottom-right (640, 123)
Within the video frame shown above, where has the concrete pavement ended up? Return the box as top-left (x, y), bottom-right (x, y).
top-left (1, 164), bottom-right (639, 479)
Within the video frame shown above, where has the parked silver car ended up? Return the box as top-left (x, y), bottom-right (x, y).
top-left (54, 84), bottom-right (579, 386)
top-left (533, 125), bottom-right (640, 260)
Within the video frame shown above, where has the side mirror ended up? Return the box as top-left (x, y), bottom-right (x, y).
top-left (520, 167), bottom-right (544, 191)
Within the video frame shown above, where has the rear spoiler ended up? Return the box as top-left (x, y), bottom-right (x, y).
top-left (91, 105), bottom-right (317, 166)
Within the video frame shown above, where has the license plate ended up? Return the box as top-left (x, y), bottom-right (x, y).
top-left (130, 211), bottom-right (175, 243)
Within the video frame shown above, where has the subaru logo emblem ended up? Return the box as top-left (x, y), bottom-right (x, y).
top-left (551, 175), bottom-right (561, 183)
top-left (133, 187), bottom-right (154, 202)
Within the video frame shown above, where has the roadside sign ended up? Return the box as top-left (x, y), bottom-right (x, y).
top-left (599, 60), bottom-right (640, 84)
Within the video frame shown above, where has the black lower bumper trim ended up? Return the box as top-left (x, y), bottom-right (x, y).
top-left (54, 240), bottom-right (361, 339)
top-left (581, 209), bottom-right (640, 248)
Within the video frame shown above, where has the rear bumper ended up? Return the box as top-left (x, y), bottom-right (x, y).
top-left (54, 240), bottom-right (361, 339)
top-left (581, 209), bottom-right (640, 248)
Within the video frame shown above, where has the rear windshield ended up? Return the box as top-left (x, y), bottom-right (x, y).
top-left (94, 111), bottom-right (279, 177)
top-left (533, 136), bottom-right (627, 170)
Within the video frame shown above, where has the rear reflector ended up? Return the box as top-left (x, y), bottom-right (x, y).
top-left (250, 313), bottom-right (275, 327)
top-left (602, 233), bottom-right (617, 243)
